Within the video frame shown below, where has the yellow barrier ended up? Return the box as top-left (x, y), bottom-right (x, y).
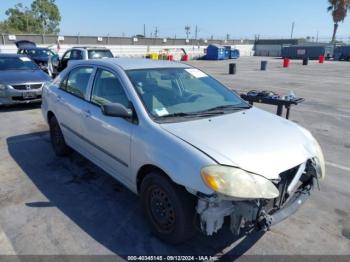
top-left (150, 53), bottom-right (158, 60)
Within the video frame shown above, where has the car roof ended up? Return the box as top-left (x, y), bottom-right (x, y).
top-left (72, 46), bottom-right (109, 50)
top-left (73, 58), bottom-right (191, 70)
top-left (0, 53), bottom-right (26, 58)
top-left (20, 47), bottom-right (51, 51)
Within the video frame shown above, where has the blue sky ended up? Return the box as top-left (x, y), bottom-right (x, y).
top-left (1, 0), bottom-right (350, 40)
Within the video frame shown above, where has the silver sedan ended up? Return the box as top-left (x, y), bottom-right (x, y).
top-left (41, 58), bottom-right (325, 244)
top-left (0, 54), bottom-right (51, 106)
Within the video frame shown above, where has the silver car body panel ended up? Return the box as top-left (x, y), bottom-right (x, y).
top-left (160, 107), bottom-right (317, 180)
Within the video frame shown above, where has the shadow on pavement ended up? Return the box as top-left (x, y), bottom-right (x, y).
top-left (0, 103), bottom-right (41, 112)
top-left (7, 132), bottom-right (265, 258)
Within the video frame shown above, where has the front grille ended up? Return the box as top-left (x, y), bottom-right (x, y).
top-left (12, 84), bottom-right (42, 90)
top-left (12, 95), bottom-right (41, 101)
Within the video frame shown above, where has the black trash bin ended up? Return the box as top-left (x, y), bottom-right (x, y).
top-left (261, 61), bottom-right (268, 71)
top-left (229, 63), bottom-right (236, 74)
top-left (302, 57), bottom-right (309, 65)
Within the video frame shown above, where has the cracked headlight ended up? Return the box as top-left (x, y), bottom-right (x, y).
top-left (201, 165), bottom-right (280, 199)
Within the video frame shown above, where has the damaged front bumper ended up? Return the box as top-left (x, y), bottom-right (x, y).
top-left (196, 161), bottom-right (318, 236)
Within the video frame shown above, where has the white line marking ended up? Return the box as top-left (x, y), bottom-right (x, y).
top-left (0, 225), bottom-right (16, 255)
top-left (326, 161), bottom-right (350, 172)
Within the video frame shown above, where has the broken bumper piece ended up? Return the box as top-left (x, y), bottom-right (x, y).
top-left (197, 175), bottom-right (315, 236)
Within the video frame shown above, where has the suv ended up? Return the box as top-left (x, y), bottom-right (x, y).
top-left (57, 47), bottom-right (114, 72)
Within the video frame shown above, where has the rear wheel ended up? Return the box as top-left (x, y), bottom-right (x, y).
top-left (49, 116), bottom-right (70, 156)
top-left (140, 172), bottom-right (196, 244)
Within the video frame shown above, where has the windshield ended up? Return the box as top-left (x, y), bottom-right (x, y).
top-left (0, 57), bottom-right (38, 70)
top-left (88, 50), bottom-right (113, 59)
top-left (127, 68), bottom-right (249, 120)
top-left (27, 49), bottom-right (56, 58)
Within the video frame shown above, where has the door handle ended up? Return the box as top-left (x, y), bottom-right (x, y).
top-left (83, 109), bottom-right (91, 118)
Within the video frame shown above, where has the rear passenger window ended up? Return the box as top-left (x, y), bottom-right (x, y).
top-left (91, 69), bottom-right (129, 107)
top-left (61, 67), bottom-right (93, 99)
top-left (70, 50), bottom-right (83, 60)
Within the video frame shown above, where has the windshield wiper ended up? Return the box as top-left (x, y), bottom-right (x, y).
top-left (159, 112), bottom-right (192, 118)
top-left (204, 104), bottom-right (252, 112)
top-left (158, 111), bottom-right (224, 119)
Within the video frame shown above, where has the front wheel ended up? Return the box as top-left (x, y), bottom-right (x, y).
top-left (49, 116), bottom-right (70, 156)
top-left (140, 172), bottom-right (197, 244)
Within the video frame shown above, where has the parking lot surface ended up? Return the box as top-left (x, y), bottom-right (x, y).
top-left (0, 57), bottom-right (349, 258)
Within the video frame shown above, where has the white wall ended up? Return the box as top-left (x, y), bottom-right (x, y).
top-left (0, 44), bottom-right (255, 59)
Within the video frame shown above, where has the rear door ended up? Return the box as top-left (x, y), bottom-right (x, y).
top-left (55, 66), bottom-right (95, 153)
top-left (81, 67), bottom-right (134, 186)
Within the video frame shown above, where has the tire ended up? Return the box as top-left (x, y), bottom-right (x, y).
top-left (140, 172), bottom-right (197, 244)
top-left (49, 116), bottom-right (70, 156)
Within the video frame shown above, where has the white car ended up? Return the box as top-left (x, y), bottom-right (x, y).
top-left (42, 58), bottom-right (325, 243)
top-left (57, 47), bottom-right (114, 72)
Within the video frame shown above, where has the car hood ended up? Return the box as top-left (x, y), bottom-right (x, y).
top-left (0, 70), bottom-right (51, 85)
top-left (161, 107), bottom-right (316, 180)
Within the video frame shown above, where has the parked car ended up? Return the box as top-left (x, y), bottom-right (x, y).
top-left (16, 40), bottom-right (59, 74)
top-left (41, 58), bottom-right (325, 243)
top-left (0, 54), bottom-right (52, 106)
top-left (57, 47), bottom-right (113, 72)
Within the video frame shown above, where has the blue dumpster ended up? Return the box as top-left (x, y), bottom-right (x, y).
top-left (334, 45), bottom-right (350, 61)
top-left (230, 49), bottom-right (240, 59)
top-left (206, 44), bottom-right (226, 60)
top-left (224, 46), bottom-right (231, 59)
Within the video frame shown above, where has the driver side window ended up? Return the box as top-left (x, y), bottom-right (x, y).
top-left (62, 51), bottom-right (71, 61)
top-left (91, 69), bottom-right (129, 108)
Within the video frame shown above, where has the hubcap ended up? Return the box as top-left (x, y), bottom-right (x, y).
top-left (149, 186), bottom-right (175, 233)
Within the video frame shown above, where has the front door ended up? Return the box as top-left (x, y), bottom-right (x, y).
top-left (81, 68), bottom-right (134, 186)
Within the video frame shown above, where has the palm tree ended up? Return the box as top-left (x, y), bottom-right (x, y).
top-left (328, 0), bottom-right (350, 43)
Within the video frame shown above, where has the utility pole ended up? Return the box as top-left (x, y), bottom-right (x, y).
top-left (154, 27), bottom-right (158, 38)
top-left (185, 25), bottom-right (191, 39)
top-left (143, 24), bottom-right (146, 37)
top-left (195, 25), bottom-right (198, 40)
top-left (290, 22), bottom-right (295, 39)
top-left (316, 31), bottom-right (319, 43)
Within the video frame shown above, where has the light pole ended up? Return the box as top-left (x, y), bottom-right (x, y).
top-left (290, 22), bottom-right (295, 39)
top-left (185, 26), bottom-right (191, 39)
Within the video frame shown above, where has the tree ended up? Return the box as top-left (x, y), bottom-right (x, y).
top-left (328, 0), bottom-right (350, 43)
top-left (0, 0), bottom-right (61, 34)
top-left (31, 0), bottom-right (61, 34)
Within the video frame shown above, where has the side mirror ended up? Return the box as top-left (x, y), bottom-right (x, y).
top-left (101, 103), bottom-right (133, 119)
